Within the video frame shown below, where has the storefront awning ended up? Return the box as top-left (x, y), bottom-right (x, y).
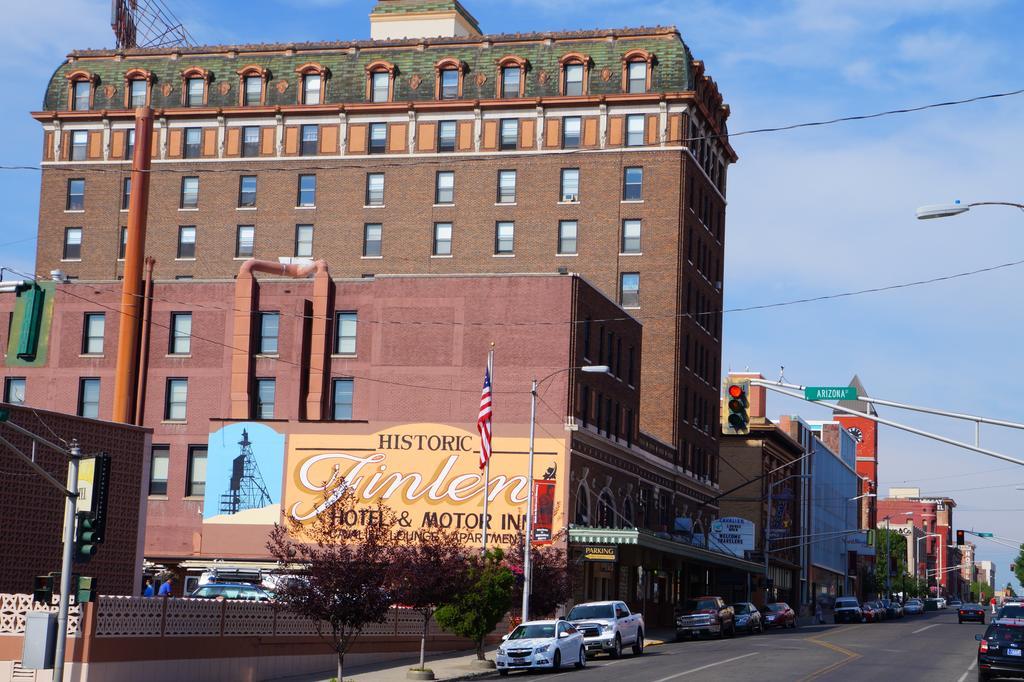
top-left (569, 527), bottom-right (765, 574)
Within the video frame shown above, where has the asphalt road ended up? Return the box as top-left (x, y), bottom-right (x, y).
top-left (488, 609), bottom-right (988, 681)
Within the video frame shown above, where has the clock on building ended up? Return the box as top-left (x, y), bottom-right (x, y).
top-left (848, 427), bottom-right (864, 443)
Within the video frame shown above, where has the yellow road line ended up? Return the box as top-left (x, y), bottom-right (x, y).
top-left (796, 627), bottom-right (863, 681)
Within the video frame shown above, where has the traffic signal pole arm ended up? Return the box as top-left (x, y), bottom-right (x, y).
top-left (0, 425), bottom-right (74, 498)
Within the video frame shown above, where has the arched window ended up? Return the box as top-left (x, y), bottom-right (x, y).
top-left (180, 67), bottom-right (211, 108)
top-left (598, 489), bottom-right (615, 528)
top-left (559, 53), bottom-right (591, 97)
top-left (622, 49), bottom-right (655, 94)
top-left (123, 68), bottom-right (154, 109)
top-left (434, 57), bottom-right (466, 100)
top-left (66, 70), bottom-right (98, 111)
top-left (622, 497), bottom-right (634, 528)
top-left (295, 63), bottom-right (329, 105)
top-left (574, 483), bottom-right (591, 526)
top-left (366, 60), bottom-right (397, 103)
top-left (237, 65), bottom-right (269, 107)
top-left (496, 56), bottom-right (528, 99)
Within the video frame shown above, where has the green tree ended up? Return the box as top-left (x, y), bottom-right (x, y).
top-left (1015, 544), bottom-right (1024, 590)
top-left (1007, 583), bottom-right (1018, 598)
top-left (435, 548), bottom-right (515, 661)
top-left (875, 530), bottom-right (909, 597)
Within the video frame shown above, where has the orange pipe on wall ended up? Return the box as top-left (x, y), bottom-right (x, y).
top-left (133, 257), bottom-right (156, 425)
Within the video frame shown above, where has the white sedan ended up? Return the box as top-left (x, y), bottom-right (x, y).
top-left (496, 620), bottom-right (587, 675)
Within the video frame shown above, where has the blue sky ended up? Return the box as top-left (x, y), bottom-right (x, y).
top-left (2, 0), bottom-right (1023, 590)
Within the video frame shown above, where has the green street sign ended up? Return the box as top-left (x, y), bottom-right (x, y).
top-left (976, 532), bottom-right (994, 538)
top-left (805, 386), bottom-right (858, 401)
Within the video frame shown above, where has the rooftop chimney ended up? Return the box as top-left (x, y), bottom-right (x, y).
top-left (370, 0), bottom-right (482, 40)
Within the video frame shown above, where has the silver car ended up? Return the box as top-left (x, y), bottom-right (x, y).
top-left (496, 620), bottom-right (586, 675)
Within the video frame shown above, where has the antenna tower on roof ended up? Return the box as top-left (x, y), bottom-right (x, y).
top-left (111, 0), bottom-right (196, 49)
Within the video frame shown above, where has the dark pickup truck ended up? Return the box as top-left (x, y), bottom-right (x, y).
top-left (675, 596), bottom-right (735, 639)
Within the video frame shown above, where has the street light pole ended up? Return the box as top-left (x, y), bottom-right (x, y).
top-left (53, 440), bottom-right (81, 682)
top-left (916, 200), bottom-right (1024, 220)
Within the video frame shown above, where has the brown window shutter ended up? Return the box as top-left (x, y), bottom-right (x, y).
top-left (668, 114), bottom-right (682, 145)
top-left (43, 131), bottom-right (55, 162)
top-left (60, 131), bottom-right (70, 161)
top-left (348, 124), bottom-right (367, 153)
top-left (608, 116), bottom-right (624, 147)
top-left (646, 114), bottom-right (659, 145)
top-left (260, 127), bottom-right (275, 156)
top-left (151, 130), bottom-right (160, 158)
top-left (320, 125), bottom-right (338, 154)
top-left (520, 119), bottom-right (536, 149)
top-left (457, 121), bottom-right (473, 151)
top-left (417, 122), bottom-right (437, 152)
top-left (109, 130), bottom-right (125, 160)
top-left (544, 118), bottom-right (561, 149)
top-left (582, 117), bottom-right (599, 147)
top-left (482, 120), bottom-right (498, 151)
top-left (87, 131), bottom-right (103, 159)
top-left (388, 123), bottom-right (408, 152)
top-left (167, 129), bottom-right (183, 158)
top-left (226, 128), bottom-right (241, 157)
top-left (202, 128), bottom-right (217, 157)
top-left (284, 126), bottom-right (299, 155)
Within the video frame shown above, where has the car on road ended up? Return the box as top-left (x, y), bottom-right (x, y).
top-left (496, 620), bottom-right (586, 675)
top-left (977, 618), bottom-right (1024, 681)
top-left (834, 597), bottom-right (865, 624)
top-left (959, 603), bottom-right (987, 624)
top-left (566, 600), bottom-right (644, 658)
top-left (762, 602), bottom-right (797, 629)
top-left (998, 604), bottom-right (1024, 620)
top-left (949, 599), bottom-right (964, 609)
top-left (882, 599), bottom-right (903, 619)
top-left (675, 596), bottom-right (735, 640)
top-left (731, 602), bottom-right (764, 634)
top-left (904, 599), bottom-right (925, 615)
top-left (188, 582), bottom-right (272, 601)
top-left (863, 601), bottom-right (884, 622)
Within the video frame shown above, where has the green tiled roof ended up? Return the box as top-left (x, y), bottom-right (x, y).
top-left (42, 28), bottom-right (694, 111)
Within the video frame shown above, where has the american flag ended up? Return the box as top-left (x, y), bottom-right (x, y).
top-left (477, 367), bottom-right (493, 470)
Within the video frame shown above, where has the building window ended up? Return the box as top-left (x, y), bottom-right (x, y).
top-left (300, 124), bottom-right (319, 156)
top-left (72, 80), bottom-right (91, 111)
top-left (501, 66), bottom-right (521, 98)
top-left (242, 126), bottom-right (260, 157)
top-left (620, 273), bottom-right (640, 308)
top-left (440, 68), bottom-right (459, 99)
top-left (627, 60), bottom-right (648, 94)
top-left (180, 176), bottom-right (199, 209)
top-left (177, 226), bottom-right (196, 259)
top-left (258, 312), bottom-right (280, 355)
top-left (500, 119), bottom-right (518, 150)
top-left (369, 123), bottom-right (387, 154)
top-left (244, 75), bottom-right (262, 106)
top-left (183, 127), bottom-right (202, 159)
top-left (621, 220), bottom-right (641, 253)
top-left (124, 129), bottom-right (135, 159)
top-left (118, 226), bottom-right (127, 259)
top-left (626, 115), bottom-right (645, 146)
top-left (71, 131), bottom-right (88, 161)
top-left (236, 225), bottom-right (255, 259)
top-left (238, 175), bottom-right (257, 207)
top-left (78, 378), bottom-right (100, 419)
top-left (186, 78), bottom-right (205, 107)
top-left (121, 177), bottom-right (131, 210)
top-left (363, 223), bottom-right (382, 257)
top-left (63, 227), bottom-right (82, 260)
top-left (298, 174), bottom-right (316, 207)
top-left (128, 79), bottom-right (147, 107)
top-left (558, 220), bottom-right (578, 255)
top-left (435, 171), bottom-right (454, 204)
top-left (66, 179), bottom-right (85, 211)
top-left (335, 312), bottom-right (357, 355)
top-left (628, 346), bottom-right (636, 386)
top-left (303, 74), bottom-right (321, 105)
top-left (560, 169), bottom-right (580, 202)
top-left (437, 120), bottom-right (457, 152)
top-left (186, 446), bottom-right (207, 497)
top-left (332, 378), bottom-right (354, 420)
top-left (370, 71), bottom-right (390, 102)
top-left (495, 222), bottom-right (514, 255)
top-left (165, 378), bottom-right (188, 421)
top-left (254, 379), bottom-right (276, 419)
top-left (82, 313), bottom-right (105, 354)
top-left (294, 224), bottom-right (314, 258)
top-left (365, 173), bottom-right (384, 206)
top-left (149, 445), bottom-right (169, 496)
top-left (170, 312), bottom-right (192, 355)
top-left (433, 223), bottom-right (453, 256)
top-left (623, 167), bottom-right (643, 201)
top-left (562, 117), bottom-right (581, 149)
top-left (3, 377), bottom-right (26, 405)
top-left (565, 64), bottom-right (585, 96)
top-left (497, 170), bottom-right (516, 203)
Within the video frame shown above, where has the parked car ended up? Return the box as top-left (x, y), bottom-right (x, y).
top-left (881, 598), bottom-right (903, 619)
top-left (833, 597), bottom-right (865, 624)
top-left (948, 599), bottom-right (964, 609)
top-left (998, 604), bottom-right (1024, 620)
top-left (731, 602), bottom-right (764, 634)
top-left (864, 601), bottom-right (885, 622)
top-left (496, 620), bottom-right (586, 675)
top-left (188, 582), bottom-right (272, 601)
top-left (762, 602), bottom-right (797, 629)
top-left (959, 603), bottom-right (987, 624)
top-left (566, 601), bottom-right (644, 658)
top-left (977, 618), bottom-right (1024, 681)
top-left (675, 597), bottom-right (735, 640)
top-left (903, 599), bottom-right (925, 615)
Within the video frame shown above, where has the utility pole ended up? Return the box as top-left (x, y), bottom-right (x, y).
top-left (521, 378), bottom-right (538, 623)
top-left (52, 441), bottom-right (81, 682)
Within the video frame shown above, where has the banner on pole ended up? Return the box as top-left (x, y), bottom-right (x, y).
top-left (531, 479), bottom-right (555, 545)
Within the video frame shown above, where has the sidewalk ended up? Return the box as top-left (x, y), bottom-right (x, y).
top-left (271, 628), bottom-right (677, 682)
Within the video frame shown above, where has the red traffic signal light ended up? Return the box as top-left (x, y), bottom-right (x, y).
top-left (956, 530), bottom-right (965, 545)
top-left (724, 381), bottom-right (750, 435)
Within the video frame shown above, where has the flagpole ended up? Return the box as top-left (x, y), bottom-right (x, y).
top-left (482, 346), bottom-right (494, 554)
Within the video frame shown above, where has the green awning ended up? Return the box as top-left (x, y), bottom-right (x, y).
top-left (569, 527), bottom-right (765, 574)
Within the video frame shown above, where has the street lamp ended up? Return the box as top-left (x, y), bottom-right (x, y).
top-left (521, 364), bottom-right (608, 623)
top-left (850, 493), bottom-right (876, 501)
top-left (764, 474), bottom-right (810, 607)
top-left (916, 200), bottom-right (1024, 220)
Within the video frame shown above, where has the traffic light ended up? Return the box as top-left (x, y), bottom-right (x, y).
top-left (0, 407), bottom-right (9, 422)
top-left (75, 576), bottom-right (96, 603)
top-left (866, 529), bottom-right (876, 547)
top-left (956, 530), bottom-right (965, 545)
top-left (724, 381), bottom-right (750, 435)
top-left (32, 575), bottom-right (53, 604)
top-left (75, 512), bottom-right (98, 562)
